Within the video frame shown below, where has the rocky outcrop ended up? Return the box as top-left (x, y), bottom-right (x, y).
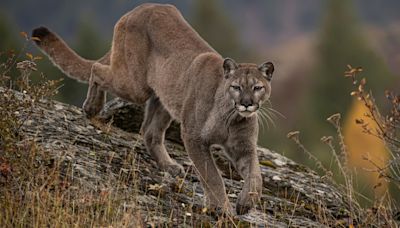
top-left (17, 96), bottom-right (356, 227)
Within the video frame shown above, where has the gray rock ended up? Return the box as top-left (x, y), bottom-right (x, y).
top-left (17, 96), bottom-right (358, 227)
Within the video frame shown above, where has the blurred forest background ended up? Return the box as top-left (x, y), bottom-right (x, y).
top-left (1, 0), bottom-right (399, 205)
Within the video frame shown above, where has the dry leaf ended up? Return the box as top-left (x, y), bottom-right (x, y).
top-left (31, 36), bottom-right (41, 42)
top-left (26, 53), bottom-right (33, 60)
top-left (20, 31), bottom-right (28, 39)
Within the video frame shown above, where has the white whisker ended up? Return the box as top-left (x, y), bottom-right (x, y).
top-left (257, 109), bottom-right (270, 130)
top-left (258, 106), bottom-right (276, 129)
top-left (267, 107), bottom-right (286, 119)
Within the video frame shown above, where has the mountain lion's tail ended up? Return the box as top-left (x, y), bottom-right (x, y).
top-left (32, 26), bottom-right (109, 82)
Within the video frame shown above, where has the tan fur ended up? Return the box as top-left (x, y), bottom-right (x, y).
top-left (32, 3), bottom-right (275, 215)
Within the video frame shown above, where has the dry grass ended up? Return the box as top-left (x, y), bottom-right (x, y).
top-left (1, 33), bottom-right (399, 227)
top-left (0, 37), bottom-right (145, 227)
top-left (0, 140), bottom-right (143, 227)
top-left (287, 65), bottom-right (399, 227)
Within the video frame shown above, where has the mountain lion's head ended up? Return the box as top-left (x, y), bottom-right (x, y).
top-left (223, 58), bottom-right (274, 118)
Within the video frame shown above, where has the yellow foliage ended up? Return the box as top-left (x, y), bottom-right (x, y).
top-left (343, 100), bottom-right (388, 194)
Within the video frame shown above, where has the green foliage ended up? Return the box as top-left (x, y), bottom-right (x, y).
top-left (0, 14), bottom-right (19, 51)
top-left (0, 13), bottom-right (22, 80)
top-left (74, 21), bottom-right (108, 59)
top-left (190, 0), bottom-right (242, 60)
top-left (307, 0), bottom-right (392, 124)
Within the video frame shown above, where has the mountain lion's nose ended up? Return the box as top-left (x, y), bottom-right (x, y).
top-left (241, 101), bottom-right (253, 108)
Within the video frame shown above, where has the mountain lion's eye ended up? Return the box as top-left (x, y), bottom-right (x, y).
top-left (231, 85), bottom-right (241, 91)
top-left (253, 86), bottom-right (264, 91)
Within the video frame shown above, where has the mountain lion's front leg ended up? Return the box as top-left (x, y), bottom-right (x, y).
top-left (226, 142), bottom-right (262, 215)
top-left (182, 135), bottom-right (233, 214)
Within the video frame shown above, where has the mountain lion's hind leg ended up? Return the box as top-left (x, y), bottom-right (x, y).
top-left (90, 62), bottom-right (113, 88)
top-left (82, 51), bottom-right (111, 118)
top-left (141, 96), bottom-right (185, 177)
top-left (83, 72), bottom-right (106, 118)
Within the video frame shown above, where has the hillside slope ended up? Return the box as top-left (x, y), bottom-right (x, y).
top-left (4, 91), bottom-right (359, 227)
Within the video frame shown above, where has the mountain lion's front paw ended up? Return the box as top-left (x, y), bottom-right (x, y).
top-left (204, 204), bottom-right (234, 218)
top-left (83, 102), bottom-right (102, 118)
top-left (236, 176), bottom-right (262, 215)
top-left (162, 161), bottom-right (185, 177)
top-left (236, 192), bottom-right (256, 215)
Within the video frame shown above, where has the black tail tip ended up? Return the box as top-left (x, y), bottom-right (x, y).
top-left (32, 26), bottom-right (51, 45)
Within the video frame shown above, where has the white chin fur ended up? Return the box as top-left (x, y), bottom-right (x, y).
top-left (238, 111), bottom-right (256, 118)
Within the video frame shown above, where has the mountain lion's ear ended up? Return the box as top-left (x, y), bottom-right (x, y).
top-left (223, 58), bottom-right (238, 78)
top-left (258, 62), bottom-right (274, 81)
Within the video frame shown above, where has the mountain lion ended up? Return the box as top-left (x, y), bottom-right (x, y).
top-left (32, 3), bottom-right (274, 215)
